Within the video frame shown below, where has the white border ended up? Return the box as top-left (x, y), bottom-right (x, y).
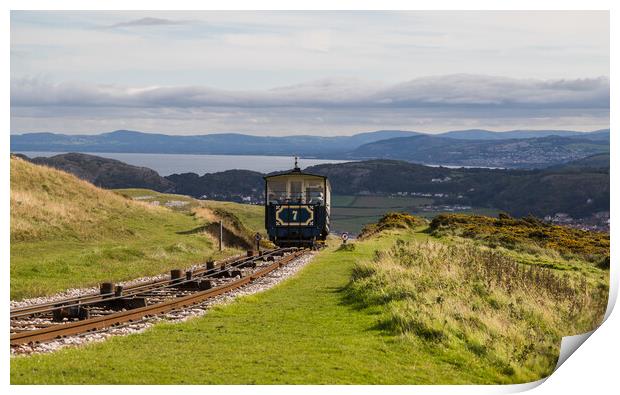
top-left (3, 1), bottom-right (616, 394)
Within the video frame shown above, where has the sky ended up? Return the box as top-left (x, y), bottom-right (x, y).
top-left (10, 11), bottom-right (610, 136)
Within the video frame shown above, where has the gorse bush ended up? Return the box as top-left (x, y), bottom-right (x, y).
top-left (346, 238), bottom-right (608, 383)
top-left (429, 214), bottom-right (609, 263)
top-left (360, 212), bottom-right (426, 238)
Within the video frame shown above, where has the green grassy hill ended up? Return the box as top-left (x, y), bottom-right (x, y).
top-left (114, 188), bottom-right (266, 246)
top-left (114, 188), bottom-right (264, 234)
top-left (10, 157), bottom-right (262, 299)
top-left (10, 213), bottom-right (609, 384)
top-left (12, 156), bottom-right (177, 243)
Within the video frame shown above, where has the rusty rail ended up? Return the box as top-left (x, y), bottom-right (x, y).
top-left (10, 250), bottom-right (286, 319)
top-left (11, 249), bottom-right (305, 346)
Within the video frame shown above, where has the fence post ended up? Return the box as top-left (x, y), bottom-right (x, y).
top-left (219, 220), bottom-right (223, 251)
top-left (255, 232), bottom-right (262, 253)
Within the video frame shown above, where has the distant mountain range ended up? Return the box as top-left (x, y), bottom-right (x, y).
top-left (437, 128), bottom-right (610, 140)
top-left (10, 128), bottom-right (609, 169)
top-left (351, 134), bottom-right (609, 168)
top-left (10, 129), bottom-right (416, 156)
top-left (15, 152), bottom-right (609, 220)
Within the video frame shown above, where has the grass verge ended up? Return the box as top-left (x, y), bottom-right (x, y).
top-left (10, 160), bottom-right (260, 299)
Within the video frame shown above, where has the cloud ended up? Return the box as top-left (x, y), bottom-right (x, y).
top-left (10, 74), bottom-right (609, 135)
top-left (105, 17), bottom-right (190, 28)
top-left (373, 75), bottom-right (609, 108)
top-left (9, 12), bottom-right (609, 135)
top-left (11, 11), bottom-right (609, 92)
top-left (11, 74), bottom-right (610, 110)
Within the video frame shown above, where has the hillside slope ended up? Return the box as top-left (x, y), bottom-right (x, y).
top-left (10, 157), bottom-right (251, 299)
top-left (15, 153), bottom-right (608, 221)
top-left (306, 159), bottom-right (609, 218)
top-left (11, 156), bottom-right (174, 242)
top-left (438, 128), bottom-right (608, 140)
top-left (11, 129), bottom-right (607, 159)
top-left (167, 169), bottom-right (264, 201)
top-left (25, 152), bottom-right (174, 192)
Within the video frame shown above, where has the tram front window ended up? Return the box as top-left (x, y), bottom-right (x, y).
top-left (289, 181), bottom-right (303, 202)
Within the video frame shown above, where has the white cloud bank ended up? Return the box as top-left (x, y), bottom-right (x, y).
top-left (10, 74), bottom-right (609, 135)
top-left (10, 11), bottom-right (609, 135)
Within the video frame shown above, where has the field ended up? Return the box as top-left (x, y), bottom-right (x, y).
top-left (10, 159), bottom-right (263, 300)
top-left (330, 195), bottom-right (498, 234)
top-left (331, 195), bottom-right (429, 234)
top-left (414, 207), bottom-right (500, 220)
top-left (11, 217), bottom-right (608, 384)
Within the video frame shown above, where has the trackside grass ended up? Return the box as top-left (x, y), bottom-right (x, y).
top-left (114, 188), bottom-right (266, 240)
top-left (10, 159), bottom-right (260, 300)
top-left (11, 234), bottom-right (236, 301)
top-left (11, 229), bottom-right (568, 384)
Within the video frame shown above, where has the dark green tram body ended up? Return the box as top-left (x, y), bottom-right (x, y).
top-left (264, 165), bottom-right (331, 247)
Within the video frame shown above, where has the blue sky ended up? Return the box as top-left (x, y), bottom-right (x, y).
top-left (10, 11), bottom-right (610, 135)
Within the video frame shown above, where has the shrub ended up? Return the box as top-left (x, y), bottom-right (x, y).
top-left (336, 243), bottom-right (356, 252)
top-left (429, 214), bottom-right (609, 262)
top-left (597, 256), bottom-right (610, 270)
top-left (360, 212), bottom-right (426, 238)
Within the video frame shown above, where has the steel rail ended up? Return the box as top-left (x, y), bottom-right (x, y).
top-left (10, 249), bottom-right (290, 319)
top-left (10, 249), bottom-right (305, 346)
top-left (9, 253), bottom-right (249, 316)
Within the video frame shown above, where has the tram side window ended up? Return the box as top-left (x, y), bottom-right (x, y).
top-left (267, 181), bottom-right (287, 204)
top-left (306, 182), bottom-right (324, 204)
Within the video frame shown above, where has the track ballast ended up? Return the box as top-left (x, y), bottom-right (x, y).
top-left (11, 248), bottom-right (307, 348)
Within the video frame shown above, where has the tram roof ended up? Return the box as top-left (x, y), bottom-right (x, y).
top-left (263, 167), bottom-right (327, 181)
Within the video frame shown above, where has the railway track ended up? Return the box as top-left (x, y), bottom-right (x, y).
top-left (10, 247), bottom-right (307, 347)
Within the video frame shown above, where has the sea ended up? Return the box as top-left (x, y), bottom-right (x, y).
top-left (15, 151), bottom-right (352, 176)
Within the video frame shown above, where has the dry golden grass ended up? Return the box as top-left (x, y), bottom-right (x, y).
top-left (345, 238), bottom-right (608, 382)
top-left (193, 207), bottom-right (219, 223)
top-left (10, 156), bottom-right (167, 242)
top-left (360, 212), bottom-right (427, 238)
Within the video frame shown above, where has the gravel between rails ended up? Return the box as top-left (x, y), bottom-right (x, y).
top-left (9, 256), bottom-right (248, 310)
top-left (11, 252), bottom-right (317, 356)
